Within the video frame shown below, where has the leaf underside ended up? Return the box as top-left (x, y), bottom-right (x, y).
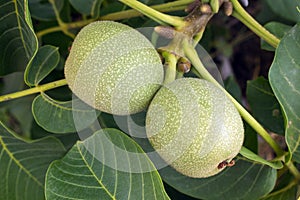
top-left (0, 121), bottom-right (66, 200)
top-left (45, 128), bottom-right (170, 200)
top-left (32, 93), bottom-right (100, 134)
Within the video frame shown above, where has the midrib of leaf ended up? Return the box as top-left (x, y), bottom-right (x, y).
top-left (0, 136), bottom-right (43, 188)
top-left (34, 47), bottom-right (58, 84)
top-left (113, 140), bottom-right (118, 199)
top-left (138, 154), bottom-right (145, 200)
top-left (77, 143), bottom-right (116, 200)
top-left (14, 0), bottom-right (31, 58)
top-left (150, 169), bottom-right (157, 200)
top-left (122, 138), bottom-right (132, 200)
top-left (249, 84), bottom-right (275, 96)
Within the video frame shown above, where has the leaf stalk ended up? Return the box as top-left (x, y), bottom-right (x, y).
top-left (0, 79), bottom-right (67, 102)
top-left (36, 0), bottom-right (193, 38)
top-left (119, 0), bottom-right (185, 27)
top-left (161, 52), bottom-right (178, 85)
top-left (230, 0), bottom-right (280, 48)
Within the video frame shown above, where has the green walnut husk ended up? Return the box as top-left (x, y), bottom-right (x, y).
top-left (146, 78), bottom-right (244, 178)
top-left (65, 21), bottom-right (164, 115)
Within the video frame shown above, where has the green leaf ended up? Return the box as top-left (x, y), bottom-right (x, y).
top-left (160, 157), bottom-right (276, 200)
top-left (243, 123), bottom-right (258, 153)
top-left (247, 77), bottom-right (284, 134)
top-left (28, 0), bottom-right (64, 21)
top-left (0, 121), bottom-right (66, 200)
top-left (266, 0), bottom-right (300, 23)
top-left (261, 184), bottom-right (297, 200)
top-left (224, 76), bottom-right (242, 103)
top-left (122, 114), bottom-right (277, 200)
top-left (0, 0), bottom-right (38, 75)
top-left (30, 120), bottom-right (79, 150)
top-left (269, 24), bottom-right (300, 162)
top-left (69, 0), bottom-right (103, 17)
top-left (134, 136), bottom-right (277, 199)
top-left (239, 147), bottom-right (283, 169)
top-left (0, 72), bottom-right (33, 137)
top-left (45, 128), bottom-right (170, 200)
top-left (32, 93), bottom-right (100, 134)
top-left (262, 22), bottom-right (292, 51)
top-left (25, 45), bottom-right (60, 86)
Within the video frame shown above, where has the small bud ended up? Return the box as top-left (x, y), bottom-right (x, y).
top-left (200, 4), bottom-right (212, 14)
top-left (177, 57), bottom-right (191, 73)
top-left (223, 2), bottom-right (233, 16)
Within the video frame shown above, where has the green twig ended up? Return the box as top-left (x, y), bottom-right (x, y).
top-left (119, 0), bottom-right (185, 27)
top-left (36, 26), bottom-right (63, 38)
top-left (110, 0), bottom-right (194, 21)
top-left (36, 19), bottom-right (95, 39)
top-left (161, 52), bottom-right (178, 85)
top-left (262, 179), bottom-right (298, 199)
top-left (0, 79), bottom-right (67, 102)
top-left (100, 5), bottom-right (187, 21)
top-left (286, 161), bottom-right (300, 181)
top-left (230, 0), bottom-right (280, 48)
top-left (49, 0), bottom-right (75, 38)
top-left (36, 0), bottom-right (192, 38)
top-left (183, 41), bottom-right (285, 157)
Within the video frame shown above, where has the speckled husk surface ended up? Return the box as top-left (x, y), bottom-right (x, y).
top-left (146, 78), bottom-right (244, 178)
top-left (65, 21), bottom-right (164, 115)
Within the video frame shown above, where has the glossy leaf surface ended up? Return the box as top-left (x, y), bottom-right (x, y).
top-left (247, 77), bottom-right (284, 135)
top-left (29, 0), bottom-right (64, 21)
top-left (160, 157), bottom-right (277, 200)
top-left (269, 24), bottom-right (300, 162)
top-left (266, 0), bottom-right (300, 23)
top-left (0, 0), bottom-right (38, 75)
top-left (25, 45), bottom-right (60, 86)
